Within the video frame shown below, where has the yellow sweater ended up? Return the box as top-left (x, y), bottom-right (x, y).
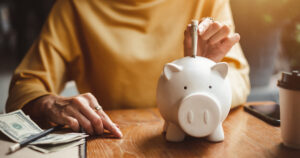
top-left (6, 0), bottom-right (250, 111)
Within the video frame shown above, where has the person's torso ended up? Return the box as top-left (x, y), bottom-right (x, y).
top-left (72, 0), bottom-right (213, 109)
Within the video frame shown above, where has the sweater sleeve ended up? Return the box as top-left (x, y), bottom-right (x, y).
top-left (211, 0), bottom-right (251, 108)
top-left (5, 0), bottom-right (80, 112)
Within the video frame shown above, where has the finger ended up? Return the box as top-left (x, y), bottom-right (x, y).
top-left (97, 111), bottom-right (123, 138)
top-left (201, 21), bottom-right (222, 41)
top-left (221, 33), bottom-right (240, 51)
top-left (65, 105), bottom-right (95, 135)
top-left (72, 95), bottom-right (104, 135)
top-left (184, 24), bottom-right (192, 56)
top-left (83, 93), bottom-right (123, 138)
top-left (208, 24), bottom-right (230, 45)
top-left (198, 18), bottom-right (213, 35)
top-left (64, 116), bottom-right (80, 132)
top-left (48, 109), bottom-right (80, 132)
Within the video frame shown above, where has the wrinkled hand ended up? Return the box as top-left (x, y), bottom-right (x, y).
top-left (184, 18), bottom-right (240, 62)
top-left (29, 93), bottom-right (122, 137)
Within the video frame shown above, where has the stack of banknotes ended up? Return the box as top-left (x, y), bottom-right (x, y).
top-left (0, 110), bottom-right (88, 153)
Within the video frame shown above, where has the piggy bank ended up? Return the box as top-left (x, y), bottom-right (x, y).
top-left (156, 56), bottom-right (232, 142)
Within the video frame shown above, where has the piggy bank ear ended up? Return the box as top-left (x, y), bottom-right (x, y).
top-left (211, 62), bottom-right (228, 79)
top-left (163, 63), bottom-right (183, 80)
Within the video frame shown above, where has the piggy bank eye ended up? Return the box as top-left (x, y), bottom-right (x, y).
top-left (184, 86), bottom-right (187, 90)
top-left (209, 85), bottom-right (212, 89)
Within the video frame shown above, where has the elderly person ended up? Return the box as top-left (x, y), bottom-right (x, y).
top-left (6, 0), bottom-right (250, 138)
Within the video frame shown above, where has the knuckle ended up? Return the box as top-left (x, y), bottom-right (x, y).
top-left (92, 116), bottom-right (102, 125)
top-left (97, 111), bottom-right (106, 119)
top-left (44, 103), bottom-right (52, 111)
top-left (212, 22), bottom-right (221, 30)
top-left (71, 97), bottom-right (81, 104)
top-left (64, 105), bottom-right (74, 113)
top-left (72, 97), bottom-right (87, 108)
top-left (82, 93), bottom-right (89, 97)
top-left (83, 92), bottom-right (93, 98)
top-left (221, 25), bottom-right (230, 34)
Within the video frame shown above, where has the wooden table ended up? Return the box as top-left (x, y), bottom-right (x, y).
top-left (87, 102), bottom-right (300, 158)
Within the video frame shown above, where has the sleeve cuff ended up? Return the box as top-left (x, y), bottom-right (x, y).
top-left (5, 83), bottom-right (54, 113)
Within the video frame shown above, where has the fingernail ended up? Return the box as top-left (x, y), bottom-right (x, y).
top-left (117, 129), bottom-right (123, 138)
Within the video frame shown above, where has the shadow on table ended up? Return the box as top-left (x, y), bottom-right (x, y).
top-left (138, 132), bottom-right (226, 157)
top-left (87, 132), bottom-right (121, 140)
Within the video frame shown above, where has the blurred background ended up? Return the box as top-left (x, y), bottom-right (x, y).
top-left (0, 0), bottom-right (299, 113)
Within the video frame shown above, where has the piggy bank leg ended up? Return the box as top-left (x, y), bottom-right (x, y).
top-left (166, 122), bottom-right (185, 142)
top-left (206, 124), bottom-right (224, 142)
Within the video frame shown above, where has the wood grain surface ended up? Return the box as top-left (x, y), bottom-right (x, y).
top-left (87, 102), bottom-right (300, 158)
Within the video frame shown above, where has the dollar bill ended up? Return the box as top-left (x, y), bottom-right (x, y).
top-left (31, 133), bottom-right (88, 145)
top-left (0, 110), bottom-right (87, 145)
top-left (30, 139), bottom-right (85, 153)
top-left (0, 110), bottom-right (42, 142)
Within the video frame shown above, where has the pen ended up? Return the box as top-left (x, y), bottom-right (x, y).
top-left (9, 125), bottom-right (64, 153)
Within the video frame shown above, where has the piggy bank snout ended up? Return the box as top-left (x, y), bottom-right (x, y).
top-left (178, 93), bottom-right (221, 137)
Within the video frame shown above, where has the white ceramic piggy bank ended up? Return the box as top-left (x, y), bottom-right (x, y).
top-left (156, 56), bottom-right (232, 142)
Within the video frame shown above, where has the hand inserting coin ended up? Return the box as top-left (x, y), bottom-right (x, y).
top-left (184, 17), bottom-right (240, 62)
top-left (157, 17), bottom-right (233, 142)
